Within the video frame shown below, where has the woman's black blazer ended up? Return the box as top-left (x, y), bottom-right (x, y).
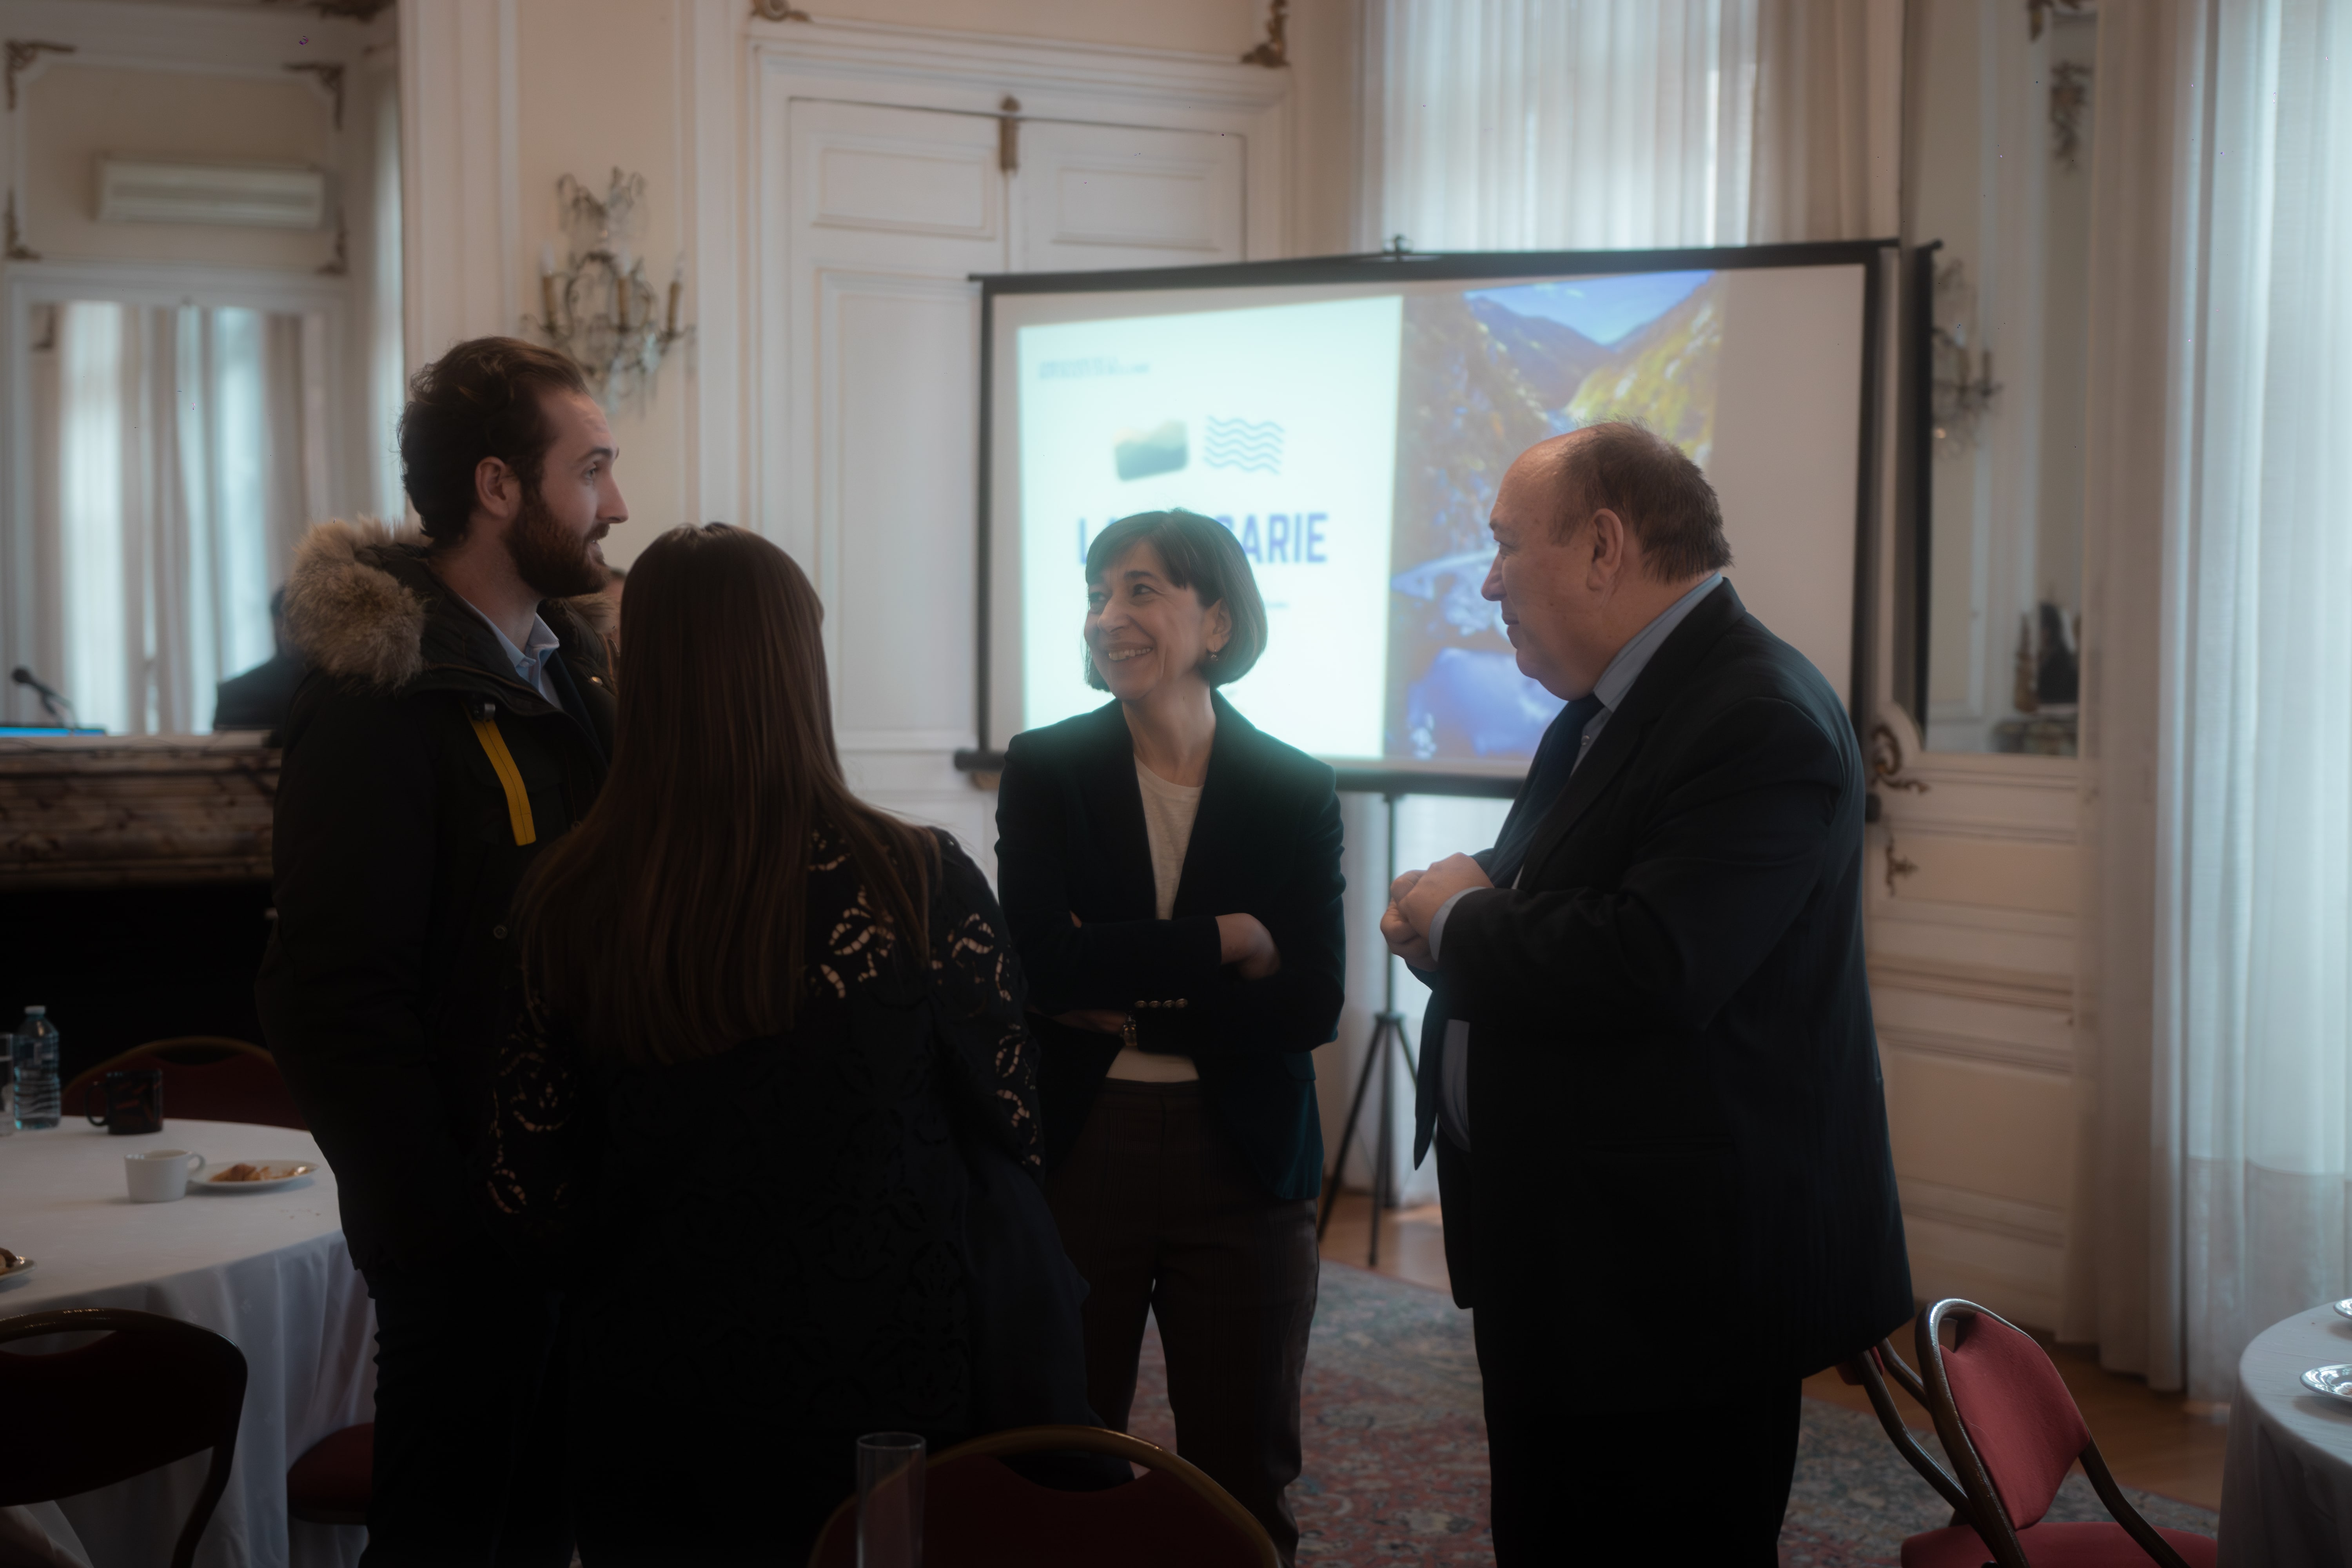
top-left (994, 695), bottom-right (1345, 1202)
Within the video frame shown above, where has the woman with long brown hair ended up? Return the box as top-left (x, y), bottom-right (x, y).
top-left (485, 524), bottom-right (1092, 1562)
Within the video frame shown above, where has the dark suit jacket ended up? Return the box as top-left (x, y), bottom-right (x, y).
top-left (995, 695), bottom-right (1345, 1202)
top-left (213, 652), bottom-right (308, 735)
top-left (1413, 581), bottom-right (1910, 1408)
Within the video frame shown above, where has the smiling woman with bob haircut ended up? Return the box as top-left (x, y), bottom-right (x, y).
top-left (993, 507), bottom-right (1346, 1564)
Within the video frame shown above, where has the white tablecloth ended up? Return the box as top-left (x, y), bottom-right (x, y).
top-left (2219, 1303), bottom-right (2352, 1566)
top-left (0, 1120), bottom-right (374, 1568)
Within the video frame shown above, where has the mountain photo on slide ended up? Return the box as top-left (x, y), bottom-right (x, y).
top-left (1384, 271), bottom-right (1726, 762)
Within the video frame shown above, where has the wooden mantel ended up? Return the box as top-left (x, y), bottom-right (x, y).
top-left (0, 734), bottom-right (279, 888)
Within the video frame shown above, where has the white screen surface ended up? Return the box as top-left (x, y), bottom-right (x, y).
top-left (987, 260), bottom-right (1870, 773)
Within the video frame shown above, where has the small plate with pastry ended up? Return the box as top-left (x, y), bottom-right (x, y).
top-left (195, 1160), bottom-right (317, 1193)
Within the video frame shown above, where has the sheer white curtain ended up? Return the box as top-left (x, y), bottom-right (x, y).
top-left (1367, 0), bottom-right (1873, 253)
top-left (2077, 0), bottom-right (2352, 1399)
top-left (43, 301), bottom-right (327, 734)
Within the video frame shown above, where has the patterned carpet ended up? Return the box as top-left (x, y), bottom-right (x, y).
top-left (1127, 1261), bottom-right (2220, 1566)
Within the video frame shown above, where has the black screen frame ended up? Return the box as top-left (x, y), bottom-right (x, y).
top-left (960, 239), bottom-right (1895, 796)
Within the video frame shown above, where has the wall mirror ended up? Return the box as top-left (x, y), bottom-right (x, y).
top-left (1901, 0), bottom-right (2094, 756)
top-left (1, 4), bottom-right (402, 735)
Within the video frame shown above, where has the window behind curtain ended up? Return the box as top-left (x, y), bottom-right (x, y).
top-left (40, 299), bottom-right (328, 734)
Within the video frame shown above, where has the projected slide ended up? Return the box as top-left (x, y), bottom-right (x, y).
top-left (1018, 297), bottom-right (1403, 759)
top-left (994, 254), bottom-right (1867, 772)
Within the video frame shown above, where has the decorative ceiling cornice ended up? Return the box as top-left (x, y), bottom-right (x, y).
top-left (1241, 0), bottom-right (1289, 67)
top-left (5, 40), bottom-right (76, 113)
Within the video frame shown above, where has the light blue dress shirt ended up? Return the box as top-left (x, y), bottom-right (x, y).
top-left (456, 595), bottom-right (563, 704)
top-left (1429, 572), bottom-right (1722, 1152)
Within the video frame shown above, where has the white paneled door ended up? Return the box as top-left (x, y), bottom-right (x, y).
top-left (1015, 120), bottom-right (1246, 272)
top-left (778, 94), bottom-right (1249, 871)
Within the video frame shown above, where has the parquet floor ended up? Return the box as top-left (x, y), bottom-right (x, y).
top-left (1314, 1188), bottom-right (2231, 1510)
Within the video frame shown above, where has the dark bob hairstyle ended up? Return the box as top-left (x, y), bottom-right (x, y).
top-left (1083, 509), bottom-right (1269, 690)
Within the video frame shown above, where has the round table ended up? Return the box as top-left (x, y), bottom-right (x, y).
top-left (2220, 1303), bottom-right (2352, 1566)
top-left (0, 1119), bottom-right (374, 1568)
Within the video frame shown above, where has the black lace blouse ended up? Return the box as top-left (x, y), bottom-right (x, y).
top-left (483, 828), bottom-right (1049, 1446)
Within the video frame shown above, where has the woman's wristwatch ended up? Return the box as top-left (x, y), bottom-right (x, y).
top-left (1120, 1013), bottom-right (1140, 1050)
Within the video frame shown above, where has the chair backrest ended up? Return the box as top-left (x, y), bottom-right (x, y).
top-left (0, 1308), bottom-right (248, 1568)
top-left (64, 1036), bottom-right (306, 1131)
top-left (807, 1424), bottom-right (1279, 1568)
top-left (1917, 1299), bottom-right (2089, 1535)
top-left (1915, 1299), bottom-right (2201, 1568)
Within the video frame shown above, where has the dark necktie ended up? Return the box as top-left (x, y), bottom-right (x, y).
top-left (1488, 693), bottom-right (1604, 888)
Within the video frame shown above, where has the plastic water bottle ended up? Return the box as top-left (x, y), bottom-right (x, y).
top-left (11, 1007), bottom-right (60, 1131)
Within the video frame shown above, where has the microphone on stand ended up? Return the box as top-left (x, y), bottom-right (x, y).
top-left (11, 666), bottom-right (79, 730)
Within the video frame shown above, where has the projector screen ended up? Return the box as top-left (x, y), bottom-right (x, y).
top-left (980, 245), bottom-right (1885, 780)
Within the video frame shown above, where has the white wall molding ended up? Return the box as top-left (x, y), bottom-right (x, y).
top-left (0, 0), bottom-right (379, 71)
top-left (1869, 951), bottom-right (2073, 1012)
top-left (1879, 1022), bottom-right (2073, 1078)
top-left (398, 0), bottom-right (519, 365)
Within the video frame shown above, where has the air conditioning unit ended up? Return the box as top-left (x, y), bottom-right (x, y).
top-left (95, 157), bottom-right (328, 230)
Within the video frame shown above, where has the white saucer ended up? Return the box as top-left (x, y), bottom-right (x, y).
top-left (2333, 1298), bottom-right (2352, 1321)
top-left (2302, 1364), bottom-right (2352, 1401)
top-left (193, 1160), bottom-right (316, 1194)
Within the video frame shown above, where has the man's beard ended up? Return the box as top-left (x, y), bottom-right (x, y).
top-left (505, 482), bottom-right (608, 599)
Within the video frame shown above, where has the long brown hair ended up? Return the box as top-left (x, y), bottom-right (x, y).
top-left (515, 524), bottom-right (934, 1065)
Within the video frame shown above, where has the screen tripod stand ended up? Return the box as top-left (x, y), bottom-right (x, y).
top-left (1315, 790), bottom-right (1419, 1267)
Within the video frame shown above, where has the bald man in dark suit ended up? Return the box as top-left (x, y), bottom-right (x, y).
top-left (1383, 423), bottom-right (1911, 1565)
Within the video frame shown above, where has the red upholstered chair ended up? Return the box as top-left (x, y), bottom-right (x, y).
top-left (1904, 1298), bottom-right (2217, 1568)
top-left (0, 1307), bottom-right (248, 1568)
top-left (287, 1422), bottom-right (373, 1526)
top-left (65, 1036), bottom-right (307, 1131)
top-left (806, 1425), bottom-right (1279, 1568)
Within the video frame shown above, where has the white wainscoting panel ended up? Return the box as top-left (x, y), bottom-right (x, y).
top-left (1868, 712), bottom-right (2083, 1330)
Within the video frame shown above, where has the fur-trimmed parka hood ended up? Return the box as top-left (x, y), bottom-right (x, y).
top-left (283, 516), bottom-right (617, 698)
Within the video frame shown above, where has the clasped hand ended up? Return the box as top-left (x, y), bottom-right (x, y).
top-left (1379, 853), bottom-right (1493, 967)
top-left (1048, 910), bottom-right (1281, 1036)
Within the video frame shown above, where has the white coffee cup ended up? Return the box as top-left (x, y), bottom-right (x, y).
top-left (125, 1149), bottom-right (206, 1203)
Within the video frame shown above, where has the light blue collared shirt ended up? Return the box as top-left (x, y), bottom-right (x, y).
top-left (1430, 572), bottom-right (1723, 1151)
top-left (456, 596), bottom-right (563, 704)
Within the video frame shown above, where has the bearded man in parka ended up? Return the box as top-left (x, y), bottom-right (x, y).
top-left (256, 337), bottom-right (624, 1566)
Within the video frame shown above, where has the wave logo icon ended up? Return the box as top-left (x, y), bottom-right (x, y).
top-left (1202, 416), bottom-right (1284, 475)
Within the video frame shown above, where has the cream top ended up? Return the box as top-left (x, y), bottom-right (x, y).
top-left (1106, 759), bottom-right (1204, 1083)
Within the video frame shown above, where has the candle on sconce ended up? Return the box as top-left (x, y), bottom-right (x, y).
top-left (666, 255), bottom-right (683, 338)
top-left (615, 265), bottom-right (631, 334)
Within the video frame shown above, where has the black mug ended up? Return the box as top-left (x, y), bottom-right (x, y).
top-left (85, 1069), bottom-right (164, 1136)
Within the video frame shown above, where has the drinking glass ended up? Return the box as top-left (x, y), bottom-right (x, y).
top-left (856, 1432), bottom-right (925, 1568)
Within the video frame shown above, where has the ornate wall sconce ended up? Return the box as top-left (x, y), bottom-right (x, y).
top-left (1929, 258), bottom-right (2001, 458)
top-left (523, 169), bottom-right (689, 404)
